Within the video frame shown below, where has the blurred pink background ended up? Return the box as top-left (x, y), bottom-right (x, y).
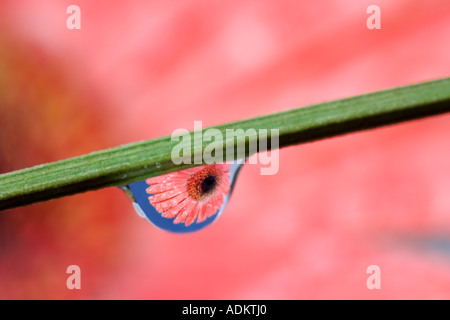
top-left (1, 0), bottom-right (450, 299)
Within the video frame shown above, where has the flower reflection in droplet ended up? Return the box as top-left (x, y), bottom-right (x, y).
top-left (124, 160), bottom-right (245, 233)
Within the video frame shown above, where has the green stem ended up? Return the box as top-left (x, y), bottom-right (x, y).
top-left (1, 77), bottom-right (450, 211)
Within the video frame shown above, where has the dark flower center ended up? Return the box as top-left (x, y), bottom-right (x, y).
top-left (201, 175), bottom-right (218, 195)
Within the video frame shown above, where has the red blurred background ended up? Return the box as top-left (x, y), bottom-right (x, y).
top-left (1, 0), bottom-right (450, 299)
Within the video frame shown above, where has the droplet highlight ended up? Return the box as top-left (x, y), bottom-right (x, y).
top-left (122, 160), bottom-right (245, 233)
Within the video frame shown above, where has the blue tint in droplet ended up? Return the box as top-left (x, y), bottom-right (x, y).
top-left (123, 160), bottom-right (245, 233)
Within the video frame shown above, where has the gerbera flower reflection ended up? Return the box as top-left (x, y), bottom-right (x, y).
top-left (126, 161), bottom-right (244, 233)
top-left (147, 164), bottom-right (230, 226)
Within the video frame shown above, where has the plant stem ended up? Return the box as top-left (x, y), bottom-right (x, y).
top-left (1, 77), bottom-right (450, 211)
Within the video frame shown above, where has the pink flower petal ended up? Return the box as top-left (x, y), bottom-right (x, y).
top-left (148, 189), bottom-right (185, 204)
top-left (185, 202), bottom-right (201, 226)
top-left (150, 192), bottom-right (189, 213)
top-left (162, 199), bottom-right (187, 219)
top-left (196, 203), bottom-right (207, 223)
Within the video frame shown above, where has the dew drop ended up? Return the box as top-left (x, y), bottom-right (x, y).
top-left (121, 159), bottom-right (245, 233)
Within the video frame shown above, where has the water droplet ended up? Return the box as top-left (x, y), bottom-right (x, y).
top-left (121, 159), bottom-right (245, 233)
